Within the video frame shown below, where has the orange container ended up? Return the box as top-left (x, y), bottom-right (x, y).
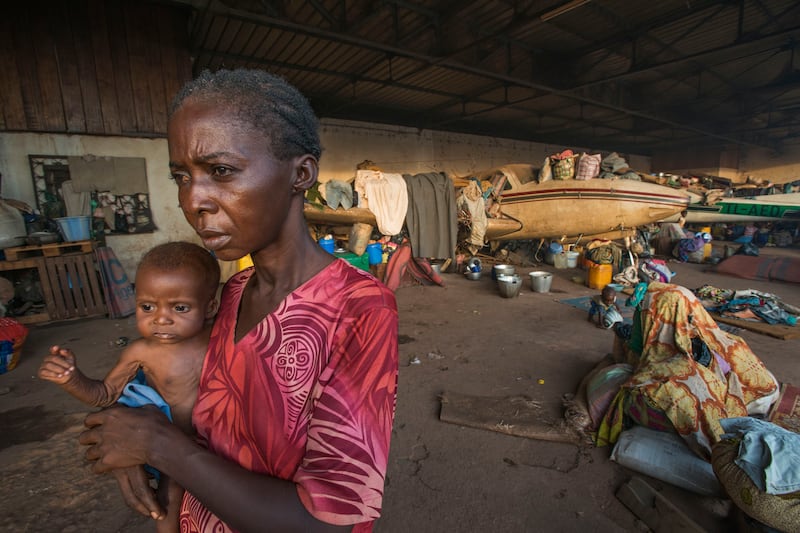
top-left (701, 226), bottom-right (712, 259)
top-left (587, 262), bottom-right (613, 289)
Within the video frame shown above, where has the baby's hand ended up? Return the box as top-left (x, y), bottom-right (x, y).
top-left (38, 346), bottom-right (77, 385)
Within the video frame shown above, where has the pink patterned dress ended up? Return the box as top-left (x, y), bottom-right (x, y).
top-left (179, 260), bottom-right (398, 532)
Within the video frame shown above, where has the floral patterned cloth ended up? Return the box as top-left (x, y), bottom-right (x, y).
top-left (597, 282), bottom-right (776, 458)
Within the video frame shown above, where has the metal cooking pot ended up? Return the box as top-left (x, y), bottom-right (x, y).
top-left (497, 274), bottom-right (522, 298)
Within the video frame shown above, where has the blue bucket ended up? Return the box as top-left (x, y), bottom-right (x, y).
top-left (55, 216), bottom-right (92, 242)
top-left (319, 237), bottom-right (335, 254)
top-left (366, 243), bottom-right (383, 265)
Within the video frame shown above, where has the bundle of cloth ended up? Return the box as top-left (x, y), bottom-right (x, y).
top-left (596, 282), bottom-right (779, 459)
top-left (584, 239), bottom-right (623, 266)
top-left (673, 231), bottom-right (711, 262)
top-left (695, 285), bottom-right (799, 326)
top-left (712, 417), bottom-right (800, 531)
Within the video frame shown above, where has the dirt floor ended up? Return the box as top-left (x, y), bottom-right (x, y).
top-left (1, 243), bottom-right (799, 532)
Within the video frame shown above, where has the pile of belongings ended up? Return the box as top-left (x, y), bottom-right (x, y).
top-left (638, 259), bottom-right (674, 283)
top-left (598, 152), bottom-right (640, 181)
top-left (694, 285), bottom-right (799, 326)
top-left (673, 231), bottom-right (712, 262)
top-left (655, 171), bottom-right (794, 206)
top-left (537, 150), bottom-right (642, 183)
top-left (583, 239), bottom-right (624, 267)
top-left (310, 160), bottom-right (411, 237)
top-left (612, 259), bottom-right (675, 288)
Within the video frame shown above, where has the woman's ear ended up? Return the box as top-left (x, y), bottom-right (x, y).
top-left (291, 154), bottom-right (319, 193)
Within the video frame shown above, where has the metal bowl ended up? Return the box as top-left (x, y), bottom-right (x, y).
top-left (464, 270), bottom-right (482, 281)
top-left (27, 231), bottom-right (60, 245)
top-left (493, 264), bottom-right (515, 279)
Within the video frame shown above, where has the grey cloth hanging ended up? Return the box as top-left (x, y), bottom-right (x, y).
top-left (402, 172), bottom-right (457, 261)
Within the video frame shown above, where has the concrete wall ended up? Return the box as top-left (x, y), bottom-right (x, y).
top-left (739, 140), bottom-right (800, 184)
top-left (650, 141), bottom-right (800, 184)
top-left (316, 119), bottom-right (650, 181)
top-left (0, 132), bottom-right (199, 281)
top-left (1, 123), bottom-right (653, 278)
top-left (318, 119), bottom-right (557, 181)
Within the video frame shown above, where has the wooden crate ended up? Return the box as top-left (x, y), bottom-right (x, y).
top-left (39, 254), bottom-right (107, 321)
top-left (3, 240), bottom-right (94, 262)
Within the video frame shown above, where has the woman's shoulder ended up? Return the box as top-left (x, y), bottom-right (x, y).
top-left (310, 259), bottom-right (397, 311)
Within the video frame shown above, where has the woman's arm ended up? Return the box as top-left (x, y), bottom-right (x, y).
top-left (155, 475), bottom-right (184, 533)
top-left (80, 406), bottom-right (349, 533)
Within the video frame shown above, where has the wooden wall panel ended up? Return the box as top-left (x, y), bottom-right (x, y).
top-left (51, 3), bottom-right (87, 132)
top-left (86, 0), bottom-right (122, 134)
top-left (157, 11), bottom-right (182, 112)
top-left (0, 0), bottom-right (192, 136)
top-left (140, 4), bottom-right (169, 132)
top-left (123, 2), bottom-right (154, 133)
top-left (30, 3), bottom-right (67, 131)
top-left (146, 21), bottom-right (169, 132)
top-left (12, 8), bottom-right (47, 131)
top-left (65, 0), bottom-right (105, 132)
top-left (0, 17), bottom-right (27, 130)
top-left (106, 0), bottom-right (141, 134)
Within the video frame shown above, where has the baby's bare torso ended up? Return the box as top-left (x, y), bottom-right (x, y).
top-left (127, 332), bottom-right (209, 434)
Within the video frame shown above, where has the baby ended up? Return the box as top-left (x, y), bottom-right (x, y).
top-left (38, 241), bottom-right (220, 532)
top-left (588, 285), bottom-right (622, 329)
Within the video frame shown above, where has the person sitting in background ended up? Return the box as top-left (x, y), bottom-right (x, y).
top-left (731, 222), bottom-right (757, 243)
top-left (597, 282), bottom-right (777, 459)
top-left (588, 285), bottom-right (623, 329)
top-left (754, 223), bottom-right (771, 247)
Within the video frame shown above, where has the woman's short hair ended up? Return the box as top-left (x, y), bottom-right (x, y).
top-left (170, 68), bottom-right (321, 161)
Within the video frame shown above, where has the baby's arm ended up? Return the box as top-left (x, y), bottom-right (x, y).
top-left (38, 344), bottom-right (142, 407)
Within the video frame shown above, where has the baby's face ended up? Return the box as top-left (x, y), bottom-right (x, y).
top-left (134, 266), bottom-right (214, 344)
top-left (602, 292), bottom-right (617, 306)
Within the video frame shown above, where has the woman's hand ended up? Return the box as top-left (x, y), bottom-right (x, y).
top-left (79, 405), bottom-right (177, 473)
top-left (80, 406), bottom-right (185, 521)
top-left (111, 465), bottom-right (166, 521)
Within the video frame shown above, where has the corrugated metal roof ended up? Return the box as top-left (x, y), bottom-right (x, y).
top-left (166, 0), bottom-right (800, 153)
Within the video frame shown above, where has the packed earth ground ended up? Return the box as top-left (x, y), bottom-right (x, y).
top-left (1, 244), bottom-right (798, 532)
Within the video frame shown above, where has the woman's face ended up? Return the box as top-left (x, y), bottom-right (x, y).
top-left (168, 99), bottom-right (298, 261)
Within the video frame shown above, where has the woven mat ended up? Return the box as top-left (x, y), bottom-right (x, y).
top-left (710, 313), bottom-right (799, 340)
top-left (439, 391), bottom-right (579, 444)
